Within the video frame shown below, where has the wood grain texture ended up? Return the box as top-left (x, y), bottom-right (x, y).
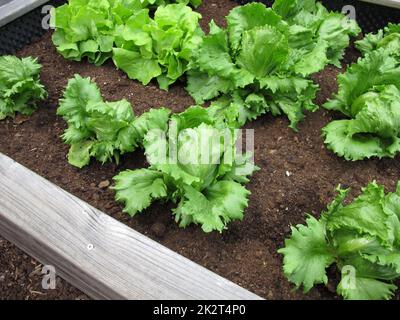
top-left (0, 153), bottom-right (262, 300)
top-left (360, 0), bottom-right (400, 9)
top-left (0, 0), bottom-right (49, 27)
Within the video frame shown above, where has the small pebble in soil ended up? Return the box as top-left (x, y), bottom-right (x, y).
top-left (255, 250), bottom-right (264, 258)
top-left (13, 115), bottom-right (30, 125)
top-left (98, 180), bottom-right (110, 189)
top-left (150, 222), bottom-right (166, 238)
top-left (104, 202), bottom-right (114, 210)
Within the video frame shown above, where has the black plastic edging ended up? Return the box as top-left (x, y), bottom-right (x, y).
top-left (0, 0), bottom-right (65, 55)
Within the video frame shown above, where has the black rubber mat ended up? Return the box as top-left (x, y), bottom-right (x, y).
top-left (0, 0), bottom-right (66, 55)
top-left (1, 0), bottom-right (400, 54)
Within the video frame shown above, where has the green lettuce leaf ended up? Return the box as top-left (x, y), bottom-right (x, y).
top-left (51, 0), bottom-right (202, 66)
top-left (273, 0), bottom-right (360, 67)
top-left (356, 23), bottom-right (400, 57)
top-left (337, 274), bottom-right (397, 301)
top-left (174, 181), bottom-right (250, 233)
top-left (323, 46), bottom-right (400, 160)
top-left (279, 182), bottom-right (400, 300)
top-left (278, 215), bottom-right (335, 293)
top-left (187, 2), bottom-right (358, 130)
top-left (51, 0), bottom-right (120, 65)
top-left (113, 169), bottom-right (168, 215)
top-left (113, 4), bottom-right (203, 89)
top-left (114, 106), bottom-right (258, 232)
top-left (57, 74), bottom-right (170, 167)
top-left (0, 56), bottom-right (47, 120)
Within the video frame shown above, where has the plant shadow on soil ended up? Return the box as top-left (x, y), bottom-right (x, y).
top-left (1, 0), bottom-right (400, 300)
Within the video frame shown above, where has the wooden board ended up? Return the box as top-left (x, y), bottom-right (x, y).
top-left (0, 0), bottom-right (49, 27)
top-left (0, 153), bottom-right (262, 300)
top-left (361, 0), bottom-right (400, 9)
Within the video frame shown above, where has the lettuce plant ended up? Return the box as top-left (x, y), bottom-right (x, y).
top-left (52, 0), bottom-right (124, 65)
top-left (356, 23), bottom-right (400, 57)
top-left (112, 4), bottom-right (203, 89)
top-left (57, 74), bottom-right (170, 168)
top-left (51, 0), bottom-right (201, 66)
top-left (273, 0), bottom-right (360, 67)
top-left (323, 24), bottom-right (400, 160)
top-left (0, 56), bottom-right (47, 120)
top-left (186, 1), bottom-right (360, 130)
top-left (279, 182), bottom-right (400, 300)
top-left (113, 106), bottom-right (259, 232)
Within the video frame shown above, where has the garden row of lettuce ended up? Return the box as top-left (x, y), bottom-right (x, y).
top-left (51, 0), bottom-right (360, 128)
top-left (57, 75), bottom-right (259, 232)
top-left (187, 1), bottom-right (360, 130)
top-left (2, 0), bottom-right (400, 299)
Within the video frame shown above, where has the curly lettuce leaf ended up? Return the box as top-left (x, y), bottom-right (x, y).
top-left (140, 0), bottom-right (201, 7)
top-left (113, 4), bottom-right (203, 89)
top-left (324, 48), bottom-right (400, 116)
top-left (273, 0), bottom-right (360, 66)
top-left (51, 0), bottom-right (202, 65)
top-left (113, 169), bottom-right (168, 215)
top-left (278, 215), bottom-right (335, 293)
top-left (337, 274), bottom-right (397, 300)
top-left (326, 182), bottom-right (397, 247)
top-left (322, 119), bottom-right (400, 161)
top-left (114, 106), bottom-right (258, 232)
top-left (280, 182), bottom-right (400, 299)
top-left (174, 181), bottom-right (250, 233)
top-left (0, 56), bottom-right (47, 120)
top-left (236, 26), bottom-right (289, 78)
top-left (356, 23), bottom-right (400, 57)
top-left (187, 2), bottom-right (357, 130)
top-left (226, 3), bottom-right (286, 53)
top-left (323, 31), bottom-right (400, 161)
top-left (323, 48), bottom-right (400, 160)
top-left (205, 75), bottom-right (318, 130)
top-left (51, 0), bottom-right (120, 65)
top-left (58, 74), bottom-right (169, 167)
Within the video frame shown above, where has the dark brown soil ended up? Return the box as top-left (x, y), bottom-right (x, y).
top-left (2, 0), bottom-right (400, 300)
top-left (0, 238), bottom-right (88, 300)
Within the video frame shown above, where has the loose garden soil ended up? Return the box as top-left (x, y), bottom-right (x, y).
top-left (1, 0), bottom-right (400, 300)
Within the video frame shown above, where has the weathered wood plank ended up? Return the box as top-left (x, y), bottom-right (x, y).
top-left (0, 153), bottom-right (262, 300)
top-left (0, 0), bottom-right (49, 27)
top-left (360, 0), bottom-right (400, 9)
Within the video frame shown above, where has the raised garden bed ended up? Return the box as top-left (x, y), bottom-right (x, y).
top-left (2, 0), bottom-right (400, 300)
